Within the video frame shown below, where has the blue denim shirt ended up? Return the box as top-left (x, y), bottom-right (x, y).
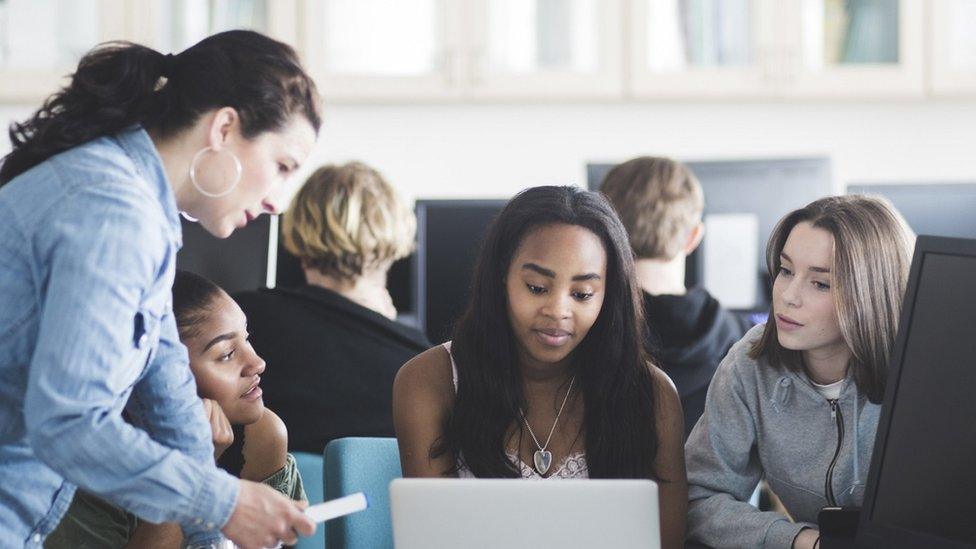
top-left (0, 127), bottom-right (238, 547)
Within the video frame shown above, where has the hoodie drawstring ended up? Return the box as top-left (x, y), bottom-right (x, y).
top-left (771, 377), bottom-right (792, 410)
top-left (851, 394), bottom-right (860, 495)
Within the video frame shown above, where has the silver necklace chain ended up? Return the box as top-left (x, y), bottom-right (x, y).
top-left (520, 376), bottom-right (576, 453)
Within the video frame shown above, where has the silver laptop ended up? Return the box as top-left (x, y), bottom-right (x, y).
top-left (390, 478), bottom-right (660, 549)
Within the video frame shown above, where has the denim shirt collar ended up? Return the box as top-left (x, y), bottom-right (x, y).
top-left (114, 126), bottom-right (183, 247)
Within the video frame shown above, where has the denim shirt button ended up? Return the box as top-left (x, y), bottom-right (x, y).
top-left (137, 333), bottom-right (149, 348)
top-left (193, 517), bottom-right (203, 525)
top-left (32, 533), bottom-right (41, 543)
top-left (205, 522), bottom-right (215, 530)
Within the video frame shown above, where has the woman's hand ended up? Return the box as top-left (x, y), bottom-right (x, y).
top-left (222, 480), bottom-right (315, 549)
top-left (202, 398), bottom-right (233, 460)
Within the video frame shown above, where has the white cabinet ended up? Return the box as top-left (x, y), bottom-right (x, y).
top-left (629, 0), bottom-right (776, 98)
top-left (930, 0), bottom-right (976, 96)
top-left (0, 0), bottom-right (131, 101)
top-left (133, 0), bottom-right (299, 54)
top-left (782, 0), bottom-right (924, 98)
top-left (0, 0), bottom-right (964, 102)
top-left (0, 0), bottom-right (299, 102)
top-left (465, 0), bottom-right (623, 99)
top-left (629, 0), bottom-right (924, 99)
top-left (301, 0), bottom-right (622, 101)
top-left (299, 0), bottom-right (462, 101)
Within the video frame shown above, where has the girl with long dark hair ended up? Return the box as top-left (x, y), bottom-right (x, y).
top-left (393, 186), bottom-right (687, 549)
top-left (0, 31), bottom-right (320, 549)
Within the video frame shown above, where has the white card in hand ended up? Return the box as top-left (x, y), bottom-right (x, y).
top-left (305, 492), bottom-right (369, 523)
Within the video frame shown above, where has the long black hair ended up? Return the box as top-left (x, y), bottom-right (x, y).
top-left (438, 186), bottom-right (660, 479)
top-left (1, 30), bottom-right (321, 185)
top-left (171, 270), bottom-right (225, 340)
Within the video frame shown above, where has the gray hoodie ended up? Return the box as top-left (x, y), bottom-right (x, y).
top-left (685, 324), bottom-right (880, 549)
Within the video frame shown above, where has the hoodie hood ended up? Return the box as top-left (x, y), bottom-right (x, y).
top-left (644, 287), bottom-right (753, 397)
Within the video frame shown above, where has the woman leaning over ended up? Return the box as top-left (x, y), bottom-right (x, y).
top-left (0, 31), bottom-right (320, 549)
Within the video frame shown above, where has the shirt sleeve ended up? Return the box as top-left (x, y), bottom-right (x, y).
top-left (125, 310), bottom-right (239, 542)
top-left (684, 354), bottom-right (806, 549)
top-left (23, 182), bottom-right (237, 531)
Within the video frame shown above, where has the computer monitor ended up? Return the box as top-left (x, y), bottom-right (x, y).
top-left (588, 157), bottom-right (833, 311)
top-left (179, 212), bottom-right (417, 322)
top-left (857, 235), bottom-right (976, 549)
top-left (847, 183), bottom-right (976, 240)
top-left (176, 214), bottom-right (277, 294)
top-left (413, 199), bottom-right (508, 343)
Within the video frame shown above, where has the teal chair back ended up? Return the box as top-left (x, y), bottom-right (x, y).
top-left (293, 451), bottom-right (326, 549)
top-left (324, 437), bottom-right (402, 549)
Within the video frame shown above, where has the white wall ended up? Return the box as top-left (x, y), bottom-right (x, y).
top-left (3, 100), bottom-right (976, 205)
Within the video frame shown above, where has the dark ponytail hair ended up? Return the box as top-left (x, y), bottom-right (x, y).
top-left (1, 30), bottom-right (321, 185)
top-left (172, 270), bottom-right (225, 340)
top-left (436, 186), bottom-right (661, 479)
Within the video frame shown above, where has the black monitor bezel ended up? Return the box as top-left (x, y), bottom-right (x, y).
top-left (413, 199), bottom-right (508, 342)
top-left (178, 213), bottom-right (275, 294)
top-left (856, 234), bottom-right (976, 549)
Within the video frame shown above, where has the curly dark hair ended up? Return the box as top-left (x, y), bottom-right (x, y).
top-left (1, 30), bottom-right (321, 185)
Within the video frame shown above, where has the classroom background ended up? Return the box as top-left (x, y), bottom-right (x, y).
top-left (3, 0), bottom-right (976, 339)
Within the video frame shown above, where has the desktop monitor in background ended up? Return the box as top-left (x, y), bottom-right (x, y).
top-left (857, 236), bottom-right (976, 549)
top-left (274, 241), bottom-right (305, 288)
top-left (176, 214), bottom-right (276, 294)
top-left (414, 199), bottom-right (507, 344)
top-left (847, 183), bottom-right (976, 239)
top-left (588, 157), bottom-right (834, 312)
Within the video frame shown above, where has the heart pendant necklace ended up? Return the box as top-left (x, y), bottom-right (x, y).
top-left (520, 376), bottom-right (575, 476)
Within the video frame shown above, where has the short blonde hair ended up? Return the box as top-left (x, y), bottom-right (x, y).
top-left (750, 195), bottom-right (916, 403)
top-left (282, 162), bottom-right (416, 279)
top-left (599, 156), bottom-right (704, 260)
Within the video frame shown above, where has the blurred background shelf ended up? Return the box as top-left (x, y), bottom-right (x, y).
top-left (3, 0), bottom-right (975, 101)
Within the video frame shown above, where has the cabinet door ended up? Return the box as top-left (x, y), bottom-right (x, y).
top-left (132, 0), bottom-right (298, 54)
top-left (930, 0), bottom-right (976, 96)
top-left (465, 0), bottom-right (623, 99)
top-left (300, 0), bottom-right (461, 101)
top-left (0, 0), bottom-right (130, 101)
top-left (629, 0), bottom-right (778, 98)
top-left (784, 0), bottom-right (923, 97)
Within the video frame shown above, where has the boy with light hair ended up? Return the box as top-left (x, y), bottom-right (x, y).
top-left (601, 156), bottom-right (751, 438)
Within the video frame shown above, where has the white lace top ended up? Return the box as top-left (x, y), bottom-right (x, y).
top-left (442, 342), bottom-right (589, 480)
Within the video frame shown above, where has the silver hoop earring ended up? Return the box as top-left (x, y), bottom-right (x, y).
top-left (189, 146), bottom-right (242, 198)
top-left (180, 211), bottom-right (199, 222)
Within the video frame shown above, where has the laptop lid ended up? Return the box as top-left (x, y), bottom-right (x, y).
top-left (390, 478), bottom-right (660, 549)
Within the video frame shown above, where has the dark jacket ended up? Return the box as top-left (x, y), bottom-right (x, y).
top-left (233, 285), bottom-right (430, 454)
top-left (643, 287), bottom-right (754, 439)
